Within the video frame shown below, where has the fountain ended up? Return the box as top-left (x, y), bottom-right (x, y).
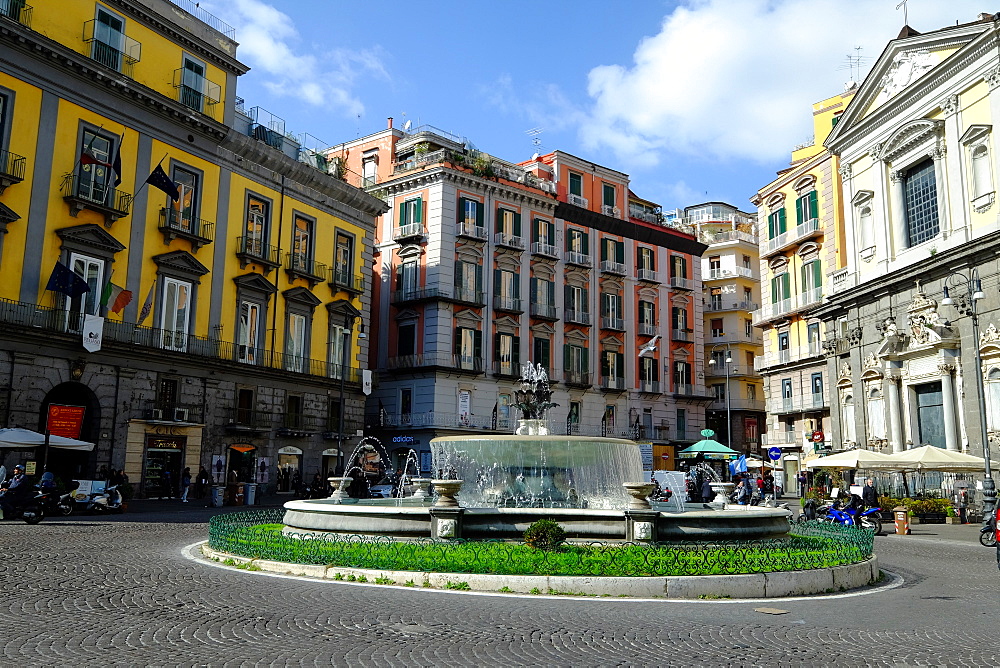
top-left (282, 362), bottom-right (790, 540)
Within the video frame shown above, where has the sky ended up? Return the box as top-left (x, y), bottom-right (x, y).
top-left (199, 0), bottom-right (993, 213)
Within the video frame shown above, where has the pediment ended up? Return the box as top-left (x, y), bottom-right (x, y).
top-left (233, 272), bottom-right (277, 295)
top-left (873, 119), bottom-right (944, 163)
top-left (495, 256), bottom-right (519, 271)
top-left (152, 250), bottom-right (209, 280)
top-left (397, 244), bottom-right (423, 259)
top-left (600, 334), bottom-right (623, 349)
top-left (56, 223), bottom-right (126, 254)
top-left (0, 201), bottom-right (20, 225)
top-left (494, 316), bottom-right (519, 331)
top-left (532, 265), bottom-right (555, 280)
top-left (599, 276), bottom-right (623, 292)
top-left (530, 322), bottom-right (555, 335)
top-left (852, 189), bottom-right (875, 207)
top-left (960, 124), bottom-right (992, 146)
top-left (457, 246), bottom-right (483, 262)
top-left (394, 308), bottom-right (419, 322)
top-left (637, 286), bottom-right (658, 301)
top-left (283, 287), bottom-right (322, 308)
top-left (326, 298), bottom-right (361, 320)
top-left (565, 329), bottom-right (588, 343)
top-left (454, 309), bottom-right (483, 326)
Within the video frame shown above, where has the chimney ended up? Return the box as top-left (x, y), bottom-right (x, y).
top-left (387, 117), bottom-right (393, 129)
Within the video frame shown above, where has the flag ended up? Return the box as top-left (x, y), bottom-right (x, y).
top-left (145, 164), bottom-right (179, 201)
top-left (137, 279), bottom-right (156, 325)
top-left (100, 281), bottom-right (132, 315)
top-left (111, 144), bottom-right (122, 188)
top-left (45, 262), bottom-right (91, 298)
top-left (736, 454), bottom-right (748, 474)
top-left (81, 134), bottom-right (112, 168)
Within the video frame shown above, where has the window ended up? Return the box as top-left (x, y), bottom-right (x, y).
top-left (708, 256), bottom-right (721, 271)
top-left (567, 228), bottom-right (589, 255)
top-left (807, 323), bottom-right (821, 354)
top-left (670, 255), bottom-right (687, 279)
top-left (709, 287), bottom-right (722, 310)
top-left (533, 218), bottom-right (554, 245)
top-left (362, 157), bottom-right (377, 187)
top-left (236, 388), bottom-right (254, 425)
top-left (903, 158), bottom-right (940, 247)
top-left (712, 383), bottom-right (725, 401)
top-left (77, 128), bottom-right (114, 203)
top-left (858, 205), bottom-right (874, 250)
top-left (495, 269), bottom-right (519, 308)
top-left (245, 196), bottom-right (269, 257)
top-left (568, 401), bottom-right (581, 433)
top-left (747, 384), bottom-right (757, 401)
top-left (238, 301), bottom-right (262, 364)
top-left (68, 252), bottom-right (104, 317)
top-left (842, 395), bottom-right (856, 443)
top-left (915, 382), bottom-right (945, 447)
top-left (0, 90), bottom-right (9, 147)
top-left (458, 197), bottom-right (483, 228)
top-left (710, 350), bottom-right (727, 367)
top-left (495, 207), bottom-right (521, 236)
top-left (674, 362), bottom-right (691, 389)
top-left (569, 172), bottom-right (582, 196)
top-left (179, 55), bottom-right (207, 112)
top-left (286, 313), bottom-right (307, 373)
top-left (742, 255), bottom-right (752, 270)
top-left (638, 300), bottom-right (655, 326)
top-left (638, 247), bottom-right (655, 271)
top-left (495, 332), bottom-right (519, 375)
top-left (398, 198), bottom-right (423, 229)
top-left (801, 260), bottom-right (822, 294)
top-left (602, 351), bottom-right (623, 383)
top-left (565, 343), bottom-right (587, 373)
top-left (671, 306), bottom-right (687, 331)
top-left (640, 356), bottom-right (658, 383)
top-left (400, 388), bottom-right (413, 419)
top-left (566, 284), bottom-right (588, 315)
top-left (811, 373), bottom-right (824, 403)
top-left (531, 277), bottom-right (555, 306)
top-left (160, 277), bottom-right (191, 352)
top-left (397, 322), bottom-right (416, 358)
top-left (868, 388), bottom-right (886, 439)
top-left (286, 395), bottom-right (303, 429)
top-left (745, 351), bottom-right (755, 368)
top-left (796, 191), bottom-right (818, 225)
top-left (328, 323), bottom-right (349, 379)
top-left (745, 319), bottom-right (753, 338)
top-left (533, 336), bottom-right (550, 371)
top-left (781, 379), bottom-right (793, 410)
top-left (676, 409), bottom-right (686, 439)
top-left (988, 369), bottom-right (1000, 431)
top-left (455, 260), bottom-right (482, 302)
top-left (291, 215), bottom-right (313, 270)
top-left (603, 183), bottom-right (616, 208)
top-left (170, 166), bottom-right (199, 232)
top-left (710, 318), bottom-right (724, 337)
top-left (972, 144), bottom-right (993, 200)
top-left (601, 238), bottom-right (624, 266)
top-left (743, 287), bottom-right (753, 303)
top-left (602, 292), bottom-right (622, 320)
top-left (92, 7), bottom-right (125, 72)
top-left (454, 326), bottom-right (482, 370)
top-left (767, 208), bottom-right (787, 239)
top-left (771, 273), bottom-right (791, 304)
top-left (397, 259), bottom-right (418, 295)
top-left (334, 232), bottom-right (353, 285)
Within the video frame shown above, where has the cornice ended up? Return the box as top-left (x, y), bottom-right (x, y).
top-left (377, 166), bottom-right (558, 212)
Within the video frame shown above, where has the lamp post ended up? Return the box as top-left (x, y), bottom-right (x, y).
top-left (940, 268), bottom-right (995, 529)
top-left (335, 312), bottom-right (362, 476)
top-left (707, 343), bottom-right (733, 453)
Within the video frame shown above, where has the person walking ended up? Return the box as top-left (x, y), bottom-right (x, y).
top-left (195, 467), bottom-right (210, 499)
top-left (797, 471), bottom-right (808, 497)
top-left (700, 477), bottom-right (716, 504)
top-left (861, 477), bottom-right (879, 509)
top-left (180, 467), bottom-right (192, 502)
top-left (161, 469), bottom-right (174, 499)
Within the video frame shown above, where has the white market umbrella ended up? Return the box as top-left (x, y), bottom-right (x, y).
top-left (805, 449), bottom-right (895, 469)
top-left (0, 428), bottom-right (95, 451)
top-left (744, 458), bottom-right (765, 469)
top-left (868, 445), bottom-right (986, 473)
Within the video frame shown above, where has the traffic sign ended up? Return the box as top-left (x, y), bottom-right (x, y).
top-left (812, 431), bottom-right (824, 442)
top-left (767, 447), bottom-right (782, 461)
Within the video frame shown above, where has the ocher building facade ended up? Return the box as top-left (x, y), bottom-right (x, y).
top-left (0, 0), bottom-right (384, 495)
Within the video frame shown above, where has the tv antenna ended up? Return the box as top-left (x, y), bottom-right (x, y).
top-left (525, 127), bottom-right (544, 154)
top-left (837, 46), bottom-right (871, 85)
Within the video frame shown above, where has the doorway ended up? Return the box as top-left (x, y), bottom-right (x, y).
top-left (143, 436), bottom-right (185, 498)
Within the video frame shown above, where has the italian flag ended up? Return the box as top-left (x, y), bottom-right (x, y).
top-left (100, 281), bottom-right (133, 314)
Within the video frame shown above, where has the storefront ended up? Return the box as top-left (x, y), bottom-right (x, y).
top-left (276, 445), bottom-right (302, 493)
top-left (125, 420), bottom-right (202, 497)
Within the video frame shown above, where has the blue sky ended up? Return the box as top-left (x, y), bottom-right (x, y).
top-left (203, 0), bottom-right (991, 212)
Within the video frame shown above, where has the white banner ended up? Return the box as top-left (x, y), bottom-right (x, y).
top-left (458, 389), bottom-right (471, 425)
top-left (362, 369), bottom-right (372, 396)
top-left (211, 454), bottom-right (226, 484)
top-left (82, 314), bottom-right (104, 352)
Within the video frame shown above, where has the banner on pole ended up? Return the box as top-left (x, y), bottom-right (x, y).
top-left (82, 314), bottom-right (104, 352)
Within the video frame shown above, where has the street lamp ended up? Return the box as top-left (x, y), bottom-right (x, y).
top-left (707, 343), bottom-right (733, 452)
top-left (335, 310), bottom-right (363, 476)
top-left (940, 268), bottom-right (995, 530)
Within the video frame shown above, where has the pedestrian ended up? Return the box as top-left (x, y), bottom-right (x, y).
top-left (700, 477), bottom-right (716, 504)
top-left (161, 469), bottom-right (174, 499)
top-left (762, 473), bottom-right (775, 503)
top-left (797, 471), bottom-right (808, 497)
top-left (735, 479), bottom-right (751, 505)
top-left (226, 468), bottom-right (239, 505)
top-left (196, 467), bottom-right (210, 499)
top-left (861, 477), bottom-right (879, 509)
top-left (180, 467), bottom-right (192, 502)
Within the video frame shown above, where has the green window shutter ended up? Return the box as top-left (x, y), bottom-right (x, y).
top-left (398, 201), bottom-right (407, 227)
top-left (473, 330), bottom-right (482, 360)
top-left (547, 223), bottom-right (555, 245)
top-left (494, 268), bottom-right (501, 296)
top-left (495, 207), bottom-right (503, 233)
top-left (414, 199), bottom-right (423, 224)
top-left (564, 284), bottom-right (572, 306)
top-left (779, 208), bottom-right (787, 233)
top-left (454, 327), bottom-right (461, 355)
top-left (582, 232), bottom-right (589, 256)
top-left (532, 218), bottom-right (539, 242)
top-left (768, 213), bottom-right (775, 239)
top-left (457, 197), bottom-right (466, 223)
top-left (454, 261), bottom-right (462, 289)
top-left (582, 286), bottom-right (589, 309)
top-left (796, 196), bottom-right (804, 226)
top-left (514, 212), bottom-right (522, 237)
top-left (548, 281), bottom-right (555, 305)
top-left (616, 352), bottom-right (623, 377)
top-left (809, 190), bottom-right (818, 220)
top-left (475, 265), bottom-right (483, 292)
top-left (771, 277), bottom-right (779, 303)
top-left (812, 260), bottom-right (822, 289)
top-left (563, 343), bottom-right (570, 369)
top-left (475, 201), bottom-right (483, 227)
top-left (512, 335), bottom-right (520, 365)
top-left (616, 241), bottom-right (624, 264)
top-left (601, 352), bottom-right (610, 377)
top-left (782, 273), bottom-right (790, 298)
top-left (582, 346), bottom-right (589, 372)
top-left (513, 273), bottom-right (520, 299)
top-left (530, 276), bottom-right (537, 300)
top-left (494, 332), bottom-right (501, 358)
top-left (600, 239), bottom-right (608, 262)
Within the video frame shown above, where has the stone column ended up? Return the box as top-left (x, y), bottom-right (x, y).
top-left (885, 373), bottom-right (905, 453)
top-left (889, 169), bottom-right (907, 259)
top-left (931, 146), bottom-right (950, 236)
top-left (939, 363), bottom-right (960, 452)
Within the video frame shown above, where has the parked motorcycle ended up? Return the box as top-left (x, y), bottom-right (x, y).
top-left (87, 484), bottom-right (123, 513)
top-left (0, 490), bottom-right (47, 524)
top-left (819, 494), bottom-right (883, 534)
top-left (981, 516), bottom-right (997, 547)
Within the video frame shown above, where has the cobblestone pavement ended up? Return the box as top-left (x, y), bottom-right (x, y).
top-left (1, 501), bottom-right (998, 667)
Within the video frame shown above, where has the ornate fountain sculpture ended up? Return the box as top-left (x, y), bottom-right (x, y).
top-left (513, 362), bottom-right (559, 436)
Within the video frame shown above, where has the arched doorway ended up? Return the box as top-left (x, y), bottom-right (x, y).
top-left (39, 381), bottom-right (101, 482)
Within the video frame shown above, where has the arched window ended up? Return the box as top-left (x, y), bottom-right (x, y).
top-left (842, 394), bottom-right (856, 443)
top-left (867, 388), bottom-right (885, 439)
top-left (987, 368), bottom-right (1000, 430)
top-left (972, 144), bottom-right (992, 199)
top-left (859, 206), bottom-right (874, 250)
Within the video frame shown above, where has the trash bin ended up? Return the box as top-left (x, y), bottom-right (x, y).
top-left (210, 486), bottom-right (224, 508)
top-left (244, 483), bottom-right (257, 506)
top-left (893, 506), bottom-right (910, 535)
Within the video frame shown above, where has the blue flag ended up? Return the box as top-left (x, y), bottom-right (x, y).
top-left (736, 454), bottom-right (748, 474)
top-left (145, 163), bottom-right (180, 201)
top-left (45, 261), bottom-right (91, 298)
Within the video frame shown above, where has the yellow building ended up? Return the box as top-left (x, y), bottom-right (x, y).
top-left (751, 87), bottom-right (855, 479)
top-left (0, 0), bottom-right (385, 496)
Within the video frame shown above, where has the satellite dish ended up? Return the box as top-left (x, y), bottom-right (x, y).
top-left (531, 152), bottom-right (539, 161)
top-left (403, 120), bottom-right (412, 131)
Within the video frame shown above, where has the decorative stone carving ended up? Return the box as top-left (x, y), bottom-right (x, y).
top-left (877, 317), bottom-right (905, 355)
top-left (839, 361), bottom-right (852, 378)
top-left (634, 522), bottom-right (654, 540)
top-left (986, 66), bottom-right (1000, 90)
top-left (848, 327), bottom-right (864, 346)
top-left (870, 142), bottom-right (885, 160)
top-left (981, 323), bottom-right (1000, 347)
top-left (972, 192), bottom-right (995, 214)
top-left (938, 363), bottom-right (955, 374)
top-left (877, 49), bottom-right (935, 102)
top-left (860, 246), bottom-right (876, 263)
top-left (437, 519), bottom-right (457, 538)
top-left (863, 351), bottom-right (879, 369)
top-left (839, 164), bottom-right (852, 180)
top-left (939, 94), bottom-right (959, 116)
top-left (889, 169), bottom-right (905, 184)
top-left (906, 288), bottom-right (952, 348)
top-left (931, 145), bottom-right (947, 160)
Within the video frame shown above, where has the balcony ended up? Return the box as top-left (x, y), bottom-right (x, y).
top-left (452, 287), bottom-right (486, 307)
top-left (761, 432), bottom-right (801, 446)
top-left (601, 205), bottom-right (620, 217)
top-left (674, 383), bottom-right (694, 396)
top-left (158, 208), bottom-right (214, 251)
top-left (600, 376), bottom-right (626, 391)
top-left (492, 361), bottom-right (520, 378)
top-left (699, 229), bottom-right (759, 245)
top-left (751, 297), bottom-right (795, 325)
top-left (61, 174), bottom-right (132, 223)
top-left (173, 68), bottom-right (222, 121)
top-left (393, 223), bottom-right (425, 242)
top-left (234, 236), bottom-right (281, 271)
top-left (639, 380), bottom-right (661, 394)
top-left (601, 316), bottom-right (626, 331)
top-left (567, 193), bottom-right (588, 208)
top-left (762, 217), bottom-right (822, 258)
top-left (710, 398), bottom-right (765, 411)
top-left (629, 206), bottom-right (662, 224)
top-left (83, 20), bottom-right (141, 78)
top-left (456, 222), bottom-right (487, 242)
top-left (754, 343), bottom-right (824, 371)
top-left (705, 300), bottom-right (759, 313)
top-left (671, 328), bottom-right (692, 342)
top-left (670, 277), bottom-right (693, 290)
top-left (386, 352), bottom-right (484, 374)
top-left (493, 232), bottom-right (525, 251)
top-left (390, 287), bottom-right (450, 305)
top-left (564, 251), bottom-right (592, 268)
top-left (531, 241), bottom-right (559, 259)
top-left (599, 260), bottom-right (627, 276)
top-left (330, 266), bottom-right (365, 294)
top-left (638, 322), bottom-right (657, 336)
top-left (0, 0), bottom-right (31, 27)
top-left (636, 268), bottom-right (659, 283)
top-left (369, 410), bottom-right (503, 431)
top-left (493, 295), bottom-right (523, 313)
top-left (225, 407), bottom-right (271, 433)
top-left (830, 269), bottom-right (858, 295)
top-left (0, 148), bottom-right (26, 194)
top-left (798, 286), bottom-right (823, 309)
top-left (529, 303), bottom-right (558, 320)
top-left (565, 309), bottom-right (591, 326)
top-left (706, 267), bottom-right (754, 281)
top-left (775, 393), bottom-right (828, 414)
top-left (563, 370), bottom-right (592, 388)
top-left (277, 412), bottom-right (323, 437)
top-left (138, 400), bottom-right (202, 424)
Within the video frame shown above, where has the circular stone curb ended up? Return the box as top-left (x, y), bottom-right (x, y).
top-left (199, 543), bottom-right (880, 599)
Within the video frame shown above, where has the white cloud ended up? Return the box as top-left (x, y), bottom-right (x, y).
top-left (580, 0), bottom-right (991, 164)
top-left (204, 0), bottom-right (388, 117)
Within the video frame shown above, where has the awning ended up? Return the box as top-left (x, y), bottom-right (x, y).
top-left (866, 445), bottom-right (986, 473)
top-left (0, 428), bottom-right (95, 451)
top-left (228, 444), bottom-right (255, 453)
top-left (676, 429), bottom-right (740, 460)
top-left (805, 449), bottom-right (894, 469)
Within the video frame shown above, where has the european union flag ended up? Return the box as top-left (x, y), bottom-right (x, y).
top-left (145, 163), bottom-right (180, 201)
top-left (45, 261), bottom-right (91, 298)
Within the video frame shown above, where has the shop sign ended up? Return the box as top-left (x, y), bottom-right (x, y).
top-left (147, 436), bottom-right (183, 450)
top-left (47, 404), bottom-right (86, 439)
top-left (458, 390), bottom-right (471, 425)
top-left (278, 446), bottom-right (303, 455)
top-left (25, 461), bottom-right (37, 475)
top-left (637, 442), bottom-right (653, 471)
top-left (391, 436), bottom-right (419, 445)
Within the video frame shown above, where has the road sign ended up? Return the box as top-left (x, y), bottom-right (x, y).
top-left (767, 447), bottom-right (782, 461)
top-left (812, 430), bottom-right (825, 442)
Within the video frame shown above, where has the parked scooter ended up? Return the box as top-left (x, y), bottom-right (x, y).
top-left (0, 489), bottom-right (47, 524)
top-left (87, 484), bottom-right (123, 513)
top-left (38, 473), bottom-right (74, 516)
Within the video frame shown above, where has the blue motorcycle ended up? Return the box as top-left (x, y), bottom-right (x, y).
top-left (822, 495), bottom-right (883, 534)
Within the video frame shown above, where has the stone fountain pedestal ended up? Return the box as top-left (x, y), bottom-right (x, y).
top-left (327, 476), bottom-right (353, 502)
top-left (410, 478), bottom-right (432, 498)
top-left (431, 479), bottom-right (463, 507)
